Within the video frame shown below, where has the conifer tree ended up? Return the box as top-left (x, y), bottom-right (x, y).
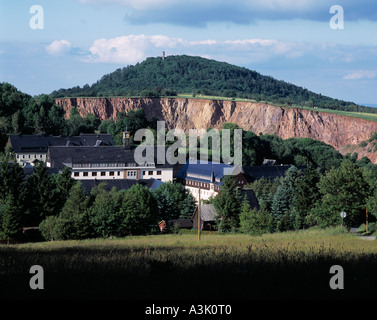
top-left (2, 193), bottom-right (22, 243)
top-left (121, 184), bottom-right (158, 235)
top-left (270, 166), bottom-right (301, 231)
top-left (292, 164), bottom-right (321, 229)
top-left (24, 162), bottom-right (59, 226)
top-left (213, 175), bottom-right (242, 232)
top-left (52, 181), bottom-right (91, 240)
top-left (89, 186), bottom-right (123, 238)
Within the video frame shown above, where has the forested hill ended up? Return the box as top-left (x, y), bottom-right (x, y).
top-left (50, 55), bottom-right (369, 113)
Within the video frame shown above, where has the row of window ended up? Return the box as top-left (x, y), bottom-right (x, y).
top-left (189, 187), bottom-right (215, 196)
top-left (143, 170), bottom-right (162, 176)
top-left (17, 154), bottom-right (44, 159)
top-left (72, 170), bottom-right (163, 178)
top-left (72, 162), bottom-right (155, 168)
top-left (73, 171), bottom-right (122, 177)
top-left (185, 180), bottom-right (215, 190)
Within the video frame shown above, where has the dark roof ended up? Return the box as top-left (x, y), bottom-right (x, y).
top-left (193, 204), bottom-right (218, 221)
top-left (74, 133), bottom-right (114, 147)
top-left (241, 165), bottom-right (304, 181)
top-left (79, 178), bottom-right (163, 194)
top-left (8, 133), bottom-right (113, 153)
top-left (47, 146), bottom-right (134, 169)
top-left (46, 146), bottom-right (172, 169)
top-left (177, 160), bottom-right (233, 186)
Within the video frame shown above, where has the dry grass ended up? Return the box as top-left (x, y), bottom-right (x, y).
top-left (1, 227), bottom-right (376, 300)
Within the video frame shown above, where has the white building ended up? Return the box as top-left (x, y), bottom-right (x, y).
top-left (46, 145), bottom-right (174, 183)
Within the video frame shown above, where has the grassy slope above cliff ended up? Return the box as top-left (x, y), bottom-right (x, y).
top-left (50, 55), bottom-right (373, 114)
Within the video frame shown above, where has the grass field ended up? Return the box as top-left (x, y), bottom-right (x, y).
top-left (1, 227), bottom-right (376, 300)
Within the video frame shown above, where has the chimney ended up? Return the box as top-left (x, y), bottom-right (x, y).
top-left (162, 51), bottom-right (165, 60)
top-left (123, 131), bottom-right (130, 150)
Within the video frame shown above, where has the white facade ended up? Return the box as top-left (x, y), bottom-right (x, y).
top-left (16, 152), bottom-right (46, 167)
top-left (184, 183), bottom-right (218, 201)
top-left (45, 145), bottom-right (174, 183)
top-left (49, 164), bottom-right (174, 183)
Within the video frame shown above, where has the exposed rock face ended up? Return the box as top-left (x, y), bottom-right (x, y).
top-left (55, 97), bottom-right (377, 163)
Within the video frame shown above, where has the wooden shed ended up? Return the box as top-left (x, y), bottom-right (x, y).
top-left (192, 204), bottom-right (218, 231)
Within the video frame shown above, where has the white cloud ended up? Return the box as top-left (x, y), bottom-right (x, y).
top-left (85, 34), bottom-right (306, 64)
top-left (86, 34), bottom-right (185, 64)
top-left (46, 40), bottom-right (72, 55)
top-left (343, 70), bottom-right (377, 80)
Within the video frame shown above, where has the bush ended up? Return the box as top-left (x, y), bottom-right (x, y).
top-left (239, 207), bottom-right (272, 235)
top-left (39, 216), bottom-right (58, 241)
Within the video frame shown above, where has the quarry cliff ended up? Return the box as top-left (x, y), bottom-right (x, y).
top-left (55, 97), bottom-right (377, 163)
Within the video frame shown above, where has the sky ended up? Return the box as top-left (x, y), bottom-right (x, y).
top-left (1, 0), bottom-right (377, 105)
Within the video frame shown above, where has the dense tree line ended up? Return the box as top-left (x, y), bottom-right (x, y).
top-left (0, 161), bottom-right (195, 242)
top-left (210, 159), bottom-right (377, 235)
top-left (50, 55), bottom-right (372, 113)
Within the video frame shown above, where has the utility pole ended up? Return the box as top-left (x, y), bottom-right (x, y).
top-left (366, 208), bottom-right (369, 233)
top-left (198, 187), bottom-right (201, 241)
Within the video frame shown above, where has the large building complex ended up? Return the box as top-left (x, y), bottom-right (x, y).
top-left (7, 133), bottom-right (113, 167)
top-left (46, 146), bottom-right (175, 183)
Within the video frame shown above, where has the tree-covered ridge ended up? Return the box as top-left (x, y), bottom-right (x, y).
top-left (50, 55), bottom-right (371, 113)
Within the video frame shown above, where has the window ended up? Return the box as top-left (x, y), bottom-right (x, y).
top-left (92, 172), bottom-right (97, 177)
top-left (109, 171), bottom-right (114, 176)
top-left (74, 172), bottom-right (79, 177)
top-left (157, 171), bottom-right (162, 175)
top-left (127, 170), bottom-right (137, 179)
top-left (101, 172), bottom-right (106, 176)
top-left (83, 172), bottom-right (88, 177)
top-left (148, 171), bottom-right (153, 175)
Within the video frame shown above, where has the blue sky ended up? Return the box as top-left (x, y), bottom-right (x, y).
top-left (1, 0), bottom-right (377, 105)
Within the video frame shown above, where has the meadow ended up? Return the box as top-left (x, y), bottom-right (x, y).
top-left (1, 227), bottom-right (377, 300)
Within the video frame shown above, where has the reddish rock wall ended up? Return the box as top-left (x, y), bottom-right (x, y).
top-left (55, 97), bottom-right (377, 163)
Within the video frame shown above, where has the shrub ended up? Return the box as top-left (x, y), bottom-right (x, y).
top-left (239, 207), bottom-right (272, 235)
top-left (39, 216), bottom-right (58, 241)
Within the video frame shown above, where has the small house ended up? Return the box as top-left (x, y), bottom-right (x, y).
top-left (192, 204), bottom-right (218, 231)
